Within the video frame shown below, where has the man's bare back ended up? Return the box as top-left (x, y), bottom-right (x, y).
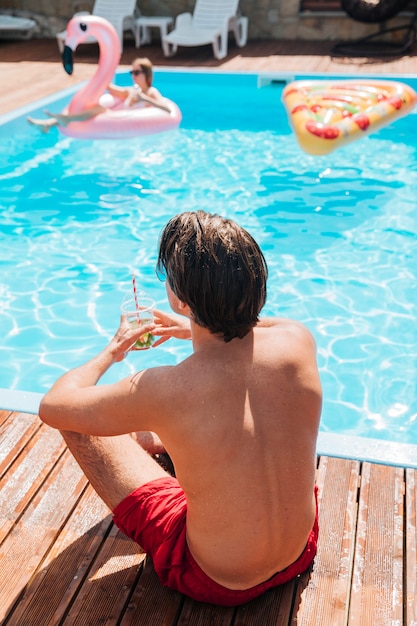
top-left (39, 211), bottom-right (322, 604)
top-left (144, 319), bottom-right (321, 588)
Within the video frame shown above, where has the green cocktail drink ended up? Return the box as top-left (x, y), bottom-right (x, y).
top-left (121, 296), bottom-right (155, 349)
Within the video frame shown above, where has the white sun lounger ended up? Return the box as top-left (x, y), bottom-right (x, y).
top-left (162, 0), bottom-right (248, 60)
top-left (0, 14), bottom-right (36, 39)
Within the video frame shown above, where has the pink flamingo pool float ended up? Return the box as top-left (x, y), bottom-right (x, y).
top-left (59, 15), bottom-right (182, 140)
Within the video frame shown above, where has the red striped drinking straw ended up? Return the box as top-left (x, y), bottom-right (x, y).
top-left (131, 273), bottom-right (141, 321)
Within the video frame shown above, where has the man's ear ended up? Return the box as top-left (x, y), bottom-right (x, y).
top-left (177, 300), bottom-right (193, 318)
top-left (178, 299), bottom-right (188, 311)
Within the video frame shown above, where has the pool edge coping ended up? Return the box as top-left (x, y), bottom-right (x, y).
top-left (2, 388), bottom-right (416, 470)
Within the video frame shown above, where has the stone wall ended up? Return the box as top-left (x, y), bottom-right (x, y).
top-left (1, 0), bottom-right (412, 41)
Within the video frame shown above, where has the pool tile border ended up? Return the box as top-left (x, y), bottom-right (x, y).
top-left (0, 388), bottom-right (43, 415)
top-left (317, 431), bottom-right (417, 470)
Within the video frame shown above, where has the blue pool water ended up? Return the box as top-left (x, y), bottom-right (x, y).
top-left (1, 70), bottom-right (417, 446)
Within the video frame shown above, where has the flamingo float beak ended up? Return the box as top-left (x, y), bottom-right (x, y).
top-left (62, 45), bottom-right (74, 75)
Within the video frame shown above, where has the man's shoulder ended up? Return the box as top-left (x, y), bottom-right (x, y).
top-left (259, 317), bottom-right (314, 340)
top-left (257, 318), bottom-right (317, 362)
top-left (283, 318), bottom-right (314, 339)
top-left (284, 320), bottom-right (317, 351)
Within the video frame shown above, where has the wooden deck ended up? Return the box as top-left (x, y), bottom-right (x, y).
top-left (0, 408), bottom-right (416, 625)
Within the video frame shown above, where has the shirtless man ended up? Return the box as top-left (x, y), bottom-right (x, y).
top-left (39, 211), bottom-right (322, 606)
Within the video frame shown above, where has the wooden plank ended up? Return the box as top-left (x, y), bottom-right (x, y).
top-left (0, 450), bottom-right (87, 622)
top-left (406, 468), bottom-right (416, 626)
top-left (120, 556), bottom-right (184, 626)
top-left (0, 424), bottom-right (65, 544)
top-left (0, 410), bottom-right (12, 427)
top-left (294, 455), bottom-right (360, 625)
top-left (234, 581), bottom-right (296, 626)
top-left (5, 484), bottom-right (112, 625)
top-left (62, 523), bottom-right (145, 626)
top-left (0, 411), bottom-right (40, 478)
top-left (349, 462), bottom-right (404, 626)
top-left (178, 596), bottom-right (235, 625)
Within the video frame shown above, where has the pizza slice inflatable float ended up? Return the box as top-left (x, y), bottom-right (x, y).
top-left (282, 79), bottom-right (417, 155)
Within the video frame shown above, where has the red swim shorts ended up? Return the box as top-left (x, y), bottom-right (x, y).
top-left (112, 477), bottom-right (319, 606)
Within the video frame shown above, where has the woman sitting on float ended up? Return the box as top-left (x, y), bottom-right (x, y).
top-left (28, 56), bottom-right (170, 133)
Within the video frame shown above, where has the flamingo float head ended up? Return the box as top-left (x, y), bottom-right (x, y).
top-left (61, 15), bottom-right (121, 76)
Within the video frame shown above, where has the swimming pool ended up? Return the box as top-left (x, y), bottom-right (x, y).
top-left (1, 69), bottom-right (417, 459)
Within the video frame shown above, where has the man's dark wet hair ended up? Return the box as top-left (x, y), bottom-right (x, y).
top-left (156, 211), bottom-right (268, 342)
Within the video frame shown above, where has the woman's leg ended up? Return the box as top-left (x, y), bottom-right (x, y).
top-left (27, 116), bottom-right (59, 133)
